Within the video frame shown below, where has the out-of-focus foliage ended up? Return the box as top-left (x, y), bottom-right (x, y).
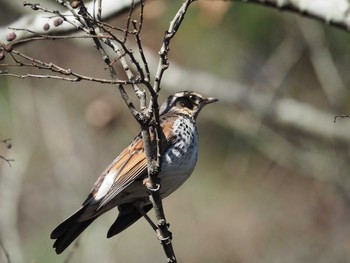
top-left (1, 1), bottom-right (350, 262)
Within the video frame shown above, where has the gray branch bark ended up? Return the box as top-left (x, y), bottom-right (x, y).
top-left (234, 0), bottom-right (350, 32)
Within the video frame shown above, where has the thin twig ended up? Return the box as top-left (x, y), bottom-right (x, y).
top-left (334, 114), bottom-right (350, 123)
top-left (123, 0), bottom-right (136, 43)
top-left (0, 49), bottom-right (132, 84)
top-left (153, 0), bottom-right (194, 94)
top-left (23, 1), bottom-right (57, 13)
top-left (134, 0), bottom-right (151, 82)
top-left (97, 20), bottom-right (135, 35)
top-left (0, 72), bottom-right (130, 84)
top-left (0, 156), bottom-right (14, 167)
top-left (9, 29), bottom-right (112, 45)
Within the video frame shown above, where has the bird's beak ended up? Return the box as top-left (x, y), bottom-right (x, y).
top-left (204, 97), bottom-right (219, 105)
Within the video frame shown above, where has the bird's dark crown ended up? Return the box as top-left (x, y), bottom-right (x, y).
top-left (159, 91), bottom-right (218, 119)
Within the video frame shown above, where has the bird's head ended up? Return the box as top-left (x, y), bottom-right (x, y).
top-left (160, 91), bottom-right (218, 120)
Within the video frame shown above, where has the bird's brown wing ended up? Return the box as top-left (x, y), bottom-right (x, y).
top-left (95, 135), bottom-right (147, 208)
top-left (88, 121), bottom-right (175, 210)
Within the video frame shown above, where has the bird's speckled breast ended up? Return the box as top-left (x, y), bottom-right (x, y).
top-left (160, 116), bottom-right (198, 197)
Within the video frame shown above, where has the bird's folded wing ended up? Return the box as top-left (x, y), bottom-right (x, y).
top-left (87, 122), bottom-right (175, 210)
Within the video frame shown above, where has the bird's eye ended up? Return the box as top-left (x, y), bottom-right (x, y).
top-left (176, 97), bottom-right (193, 109)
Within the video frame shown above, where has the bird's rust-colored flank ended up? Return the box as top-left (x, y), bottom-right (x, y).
top-left (50, 91), bottom-right (218, 254)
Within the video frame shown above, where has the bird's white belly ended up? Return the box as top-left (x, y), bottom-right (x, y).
top-left (159, 117), bottom-right (198, 197)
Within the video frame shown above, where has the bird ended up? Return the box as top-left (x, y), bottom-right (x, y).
top-left (50, 91), bottom-right (218, 254)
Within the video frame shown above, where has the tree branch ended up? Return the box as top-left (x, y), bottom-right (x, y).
top-left (140, 1), bottom-right (195, 262)
top-left (233, 0), bottom-right (350, 32)
top-left (0, 48), bottom-right (133, 84)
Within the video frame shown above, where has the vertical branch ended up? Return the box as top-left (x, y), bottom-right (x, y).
top-left (142, 1), bottom-right (195, 262)
top-left (141, 115), bottom-right (177, 262)
top-left (153, 0), bottom-right (195, 93)
top-left (133, 0), bottom-right (151, 82)
top-left (123, 0), bottom-right (136, 43)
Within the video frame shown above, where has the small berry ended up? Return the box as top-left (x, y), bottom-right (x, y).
top-left (53, 18), bottom-right (63, 27)
top-left (6, 32), bottom-right (16, 42)
top-left (43, 23), bottom-right (50, 31)
top-left (4, 45), bottom-right (13, 52)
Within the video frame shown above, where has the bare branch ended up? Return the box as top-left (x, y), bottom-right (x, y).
top-left (140, 1), bottom-right (195, 262)
top-left (0, 71), bottom-right (125, 84)
top-left (153, 0), bottom-right (194, 94)
top-left (0, 49), bottom-right (132, 84)
top-left (133, 2), bottom-right (151, 82)
top-left (123, 0), bottom-right (137, 43)
top-left (334, 114), bottom-right (350, 123)
top-left (0, 156), bottom-right (14, 167)
top-left (233, 0), bottom-right (350, 32)
top-left (97, 20), bottom-right (135, 35)
top-left (9, 28), bottom-right (113, 45)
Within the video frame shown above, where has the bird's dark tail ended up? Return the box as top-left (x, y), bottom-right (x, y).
top-left (107, 203), bottom-right (153, 238)
top-left (50, 206), bottom-right (96, 254)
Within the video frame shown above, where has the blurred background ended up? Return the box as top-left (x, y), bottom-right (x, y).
top-left (2, 0), bottom-right (350, 262)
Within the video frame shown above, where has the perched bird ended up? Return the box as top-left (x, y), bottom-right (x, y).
top-left (50, 91), bottom-right (218, 254)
